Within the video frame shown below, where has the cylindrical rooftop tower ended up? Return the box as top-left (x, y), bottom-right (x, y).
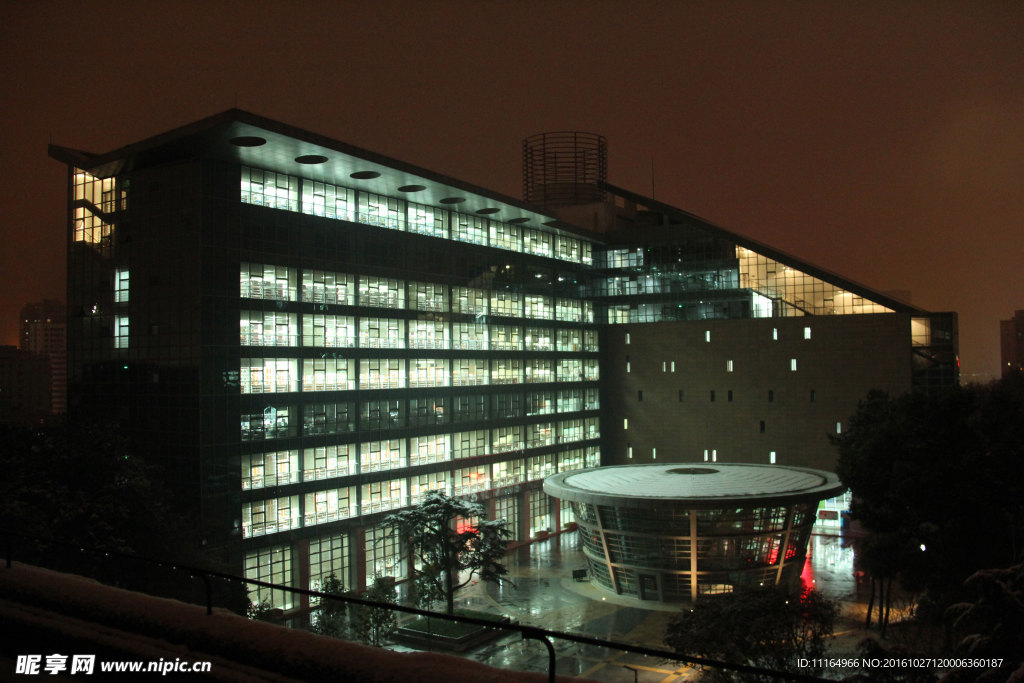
top-left (523, 131), bottom-right (607, 208)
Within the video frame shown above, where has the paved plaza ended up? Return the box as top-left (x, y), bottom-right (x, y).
top-left (392, 528), bottom-right (866, 681)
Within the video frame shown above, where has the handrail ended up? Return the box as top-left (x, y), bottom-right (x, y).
top-left (3, 530), bottom-right (829, 682)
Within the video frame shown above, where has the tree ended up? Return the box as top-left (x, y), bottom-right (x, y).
top-left (310, 573), bottom-right (348, 638)
top-left (944, 562), bottom-right (1024, 682)
top-left (833, 377), bottom-right (1024, 611)
top-left (663, 585), bottom-right (838, 682)
top-left (0, 418), bottom-right (249, 613)
top-left (383, 491), bottom-right (511, 614)
top-left (351, 577), bottom-right (398, 647)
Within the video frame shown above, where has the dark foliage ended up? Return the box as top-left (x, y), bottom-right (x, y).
top-left (663, 585), bottom-right (837, 682)
top-left (0, 419), bottom-right (247, 612)
top-left (833, 375), bottom-right (1024, 610)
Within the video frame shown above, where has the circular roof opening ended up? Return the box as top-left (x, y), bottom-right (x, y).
top-left (350, 171), bottom-right (381, 180)
top-left (668, 467), bottom-right (719, 475)
top-left (439, 197), bottom-right (466, 205)
top-left (397, 184), bottom-right (426, 192)
top-left (476, 208), bottom-right (500, 215)
top-left (295, 154), bottom-right (328, 164)
top-left (230, 136), bottom-right (267, 147)
top-left (508, 217), bottom-right (531, 224)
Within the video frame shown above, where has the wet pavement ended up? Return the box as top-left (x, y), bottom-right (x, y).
top-left (391, 529), bottom-right (867, 681)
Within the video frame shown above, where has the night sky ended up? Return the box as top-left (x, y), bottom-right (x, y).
top-left (2, 1), bottom-right (1021, 381)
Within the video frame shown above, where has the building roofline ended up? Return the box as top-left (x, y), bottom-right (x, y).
top-left (600, 181), bottom-right (925, 314)
top-left (544, 463), bottom-right (847, 509)
top-left (48, 109), bottom-right (563, 230)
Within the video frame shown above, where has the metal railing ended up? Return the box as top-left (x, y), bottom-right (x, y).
top-left (3, 531), bottom-right (829, 683)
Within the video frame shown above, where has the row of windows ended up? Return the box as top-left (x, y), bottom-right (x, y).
top-left (241, 167), bottom-right (595, 265)
top-left (625, 327), bottom-right (814, 346)
top-left (240, 264), bottom-right (595, 323)
top-left (240, 310), bottom-right (599, 351)
top-left (622, 448), bottom-right (820, 465)
top-left (625, 388), bottom-right (832, 403)
top-left (241, 427), bottom-right (600, 491)
top-left (239, 357), bottom-right (600, 393)
top-left (240, 447), bottom-right (598, 539)
top-left (241, 390), bottom-right (600, 440)
top-left (249, 487), bottom-right (569, 607)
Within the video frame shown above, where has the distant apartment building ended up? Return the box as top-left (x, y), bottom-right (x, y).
top-left (20, 299), bottom-right (67, 414)
top-left (1001, 310), bottom-right (1024, 377)
top-left (51, 111), bottom-right (957, 608)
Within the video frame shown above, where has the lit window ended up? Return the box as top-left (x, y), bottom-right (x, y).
top-left (627, 444), bottom-right (633, 459)
top-left (705, 330), bottom-right (711, 343)
top-left (769, 451), bottom-right (776, 464)
top-left (662, 361), bottom-right (667, 372)
top-left (670, 361), bottom-right (675, 372)
top-left (114, 269), bottom-right (129, 303)
top-left (703, 449), bottom-right (709, 462)
top-left (804, 326), bottom-right (812, 340)
top-left (772, 328), bottom-right (778, 341)
top-left (625, 332), bottom-right (630, 345)
top-left (114, 316), bottom-right (129, 349)
top-left (726, 360), bottom-right (734, 372)
top-left (711, 449), bottom-right (717, 462)
top-left (652, 447), bottom-right (657, 460)
top-left (790, 358), bottom-right (798, 371)
top-left (836, 422), bottom-right (842, 434)
top-left (623, 418), bottom-right (628, 430)
top-left (626, 360), bottom-right (631, 373)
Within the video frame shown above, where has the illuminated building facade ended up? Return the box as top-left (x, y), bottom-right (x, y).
top-left (51, 111), bottom-right (956, 609)
top-left (544, 464), bottom-right (846, 601)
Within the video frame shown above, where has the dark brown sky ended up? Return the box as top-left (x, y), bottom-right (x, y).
top-left (2, 1), bottom-right (1021, 381)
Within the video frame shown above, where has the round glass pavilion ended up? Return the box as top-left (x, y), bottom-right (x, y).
top-left (544, 463), bottom-right (846, 601)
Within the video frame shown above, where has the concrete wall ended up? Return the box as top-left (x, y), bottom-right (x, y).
top-left (602, 314), bottom-right (913, 472)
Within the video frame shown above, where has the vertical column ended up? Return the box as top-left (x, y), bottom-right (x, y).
top-left (353, 525), bottom-right (368, 591)
top-left (293, 537), bottom-right (311, 612)
top-left (689, 509), bottom-right (699, 602)
top-left (518, 487), bottom-right (531, 542)
top-left (775, 505), bottom-right (796, 586)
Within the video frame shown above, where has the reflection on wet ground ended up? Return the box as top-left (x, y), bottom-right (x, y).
top-left (393, 529), bottom-right (863, 681)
